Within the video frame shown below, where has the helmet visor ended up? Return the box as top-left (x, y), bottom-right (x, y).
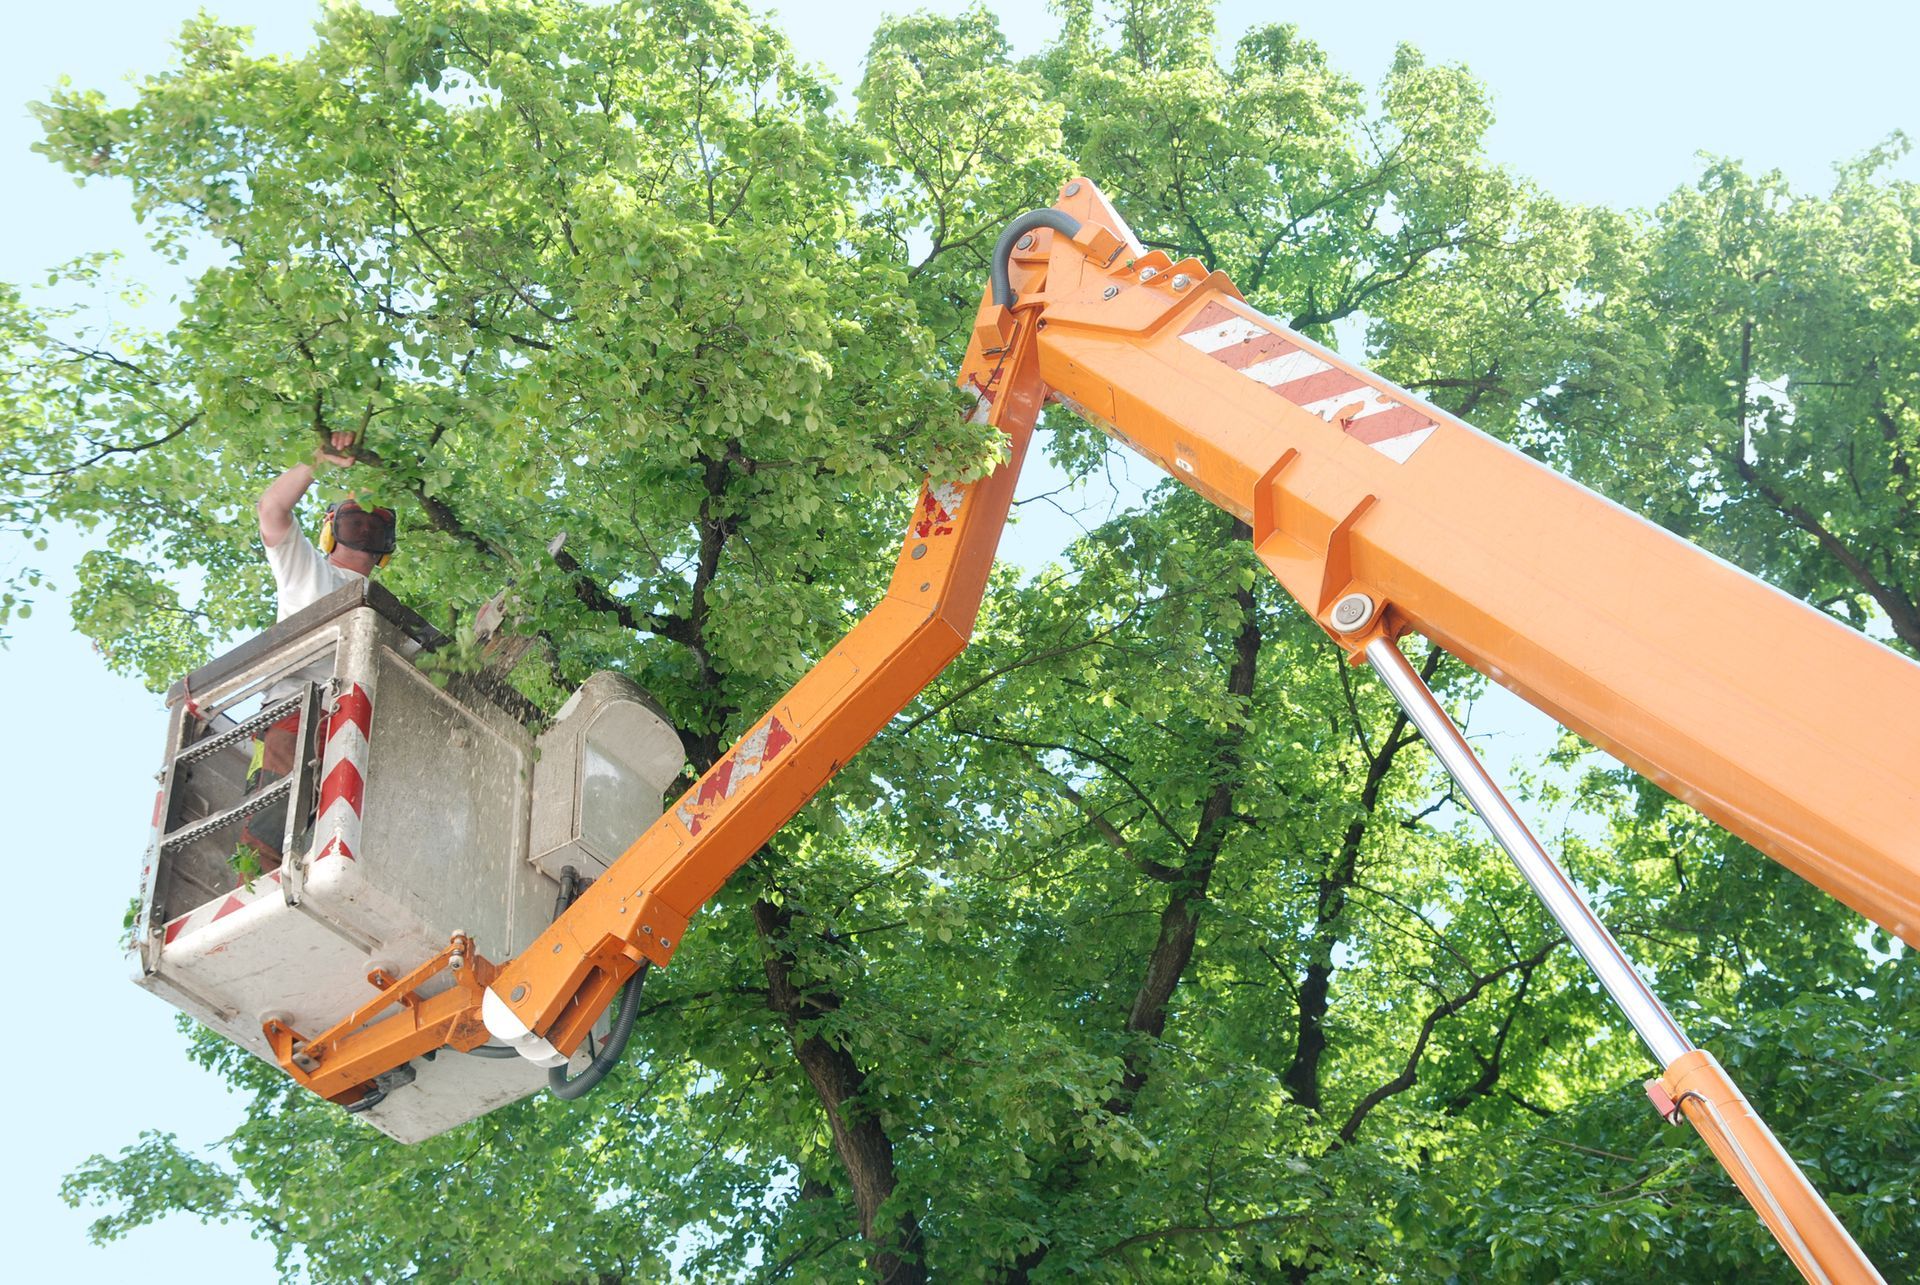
top-left (333, 503), bottom-right (397, 555)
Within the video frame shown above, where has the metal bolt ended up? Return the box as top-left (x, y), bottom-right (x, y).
top-left (1330, 593), bottom-right (1376, 632)
top-left (659, 938), bottom-right (673, 949)
top-left (1102, 285), bottom-right (1120, 300)
top-left (510, 984), bottom-right (528, 1002)
top-left (911, 543), bottom-right (928, 560)
top-left (919, 582), bottom-right (931, 592)
top-left (1139, 266), bottom-right (1159, 281)
top-left (1016, 234), bottom-right (1034, 250)
top-left (1064, 181), bottom-right (1082, 196)
top-left (552, 942), bottom-right (563, 953)
top-left (642, 924), bottom-right (653, 934)
top-left (1171, 273), bottom-right (1193, 291)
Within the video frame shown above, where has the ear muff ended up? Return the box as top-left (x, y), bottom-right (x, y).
top-left (320, 501), bottom-right (396, 567)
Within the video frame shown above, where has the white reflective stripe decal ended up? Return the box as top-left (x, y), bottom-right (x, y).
top-left (1179, 316), bottom-right (1268, 353)
top-left (1299, 387), bottom-right (1382, 422)
top-left (1342, 395), bottom-right (1399, 422)
top-left (162, 870), bottom-right (284, 947)
top-left (1370, 425), bottom-right (1435, 463)
top-left (1241, 349), bottom-right (1329, 388)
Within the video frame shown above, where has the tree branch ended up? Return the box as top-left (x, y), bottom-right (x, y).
top-left (14, 413), bottom-right (199, 477)
top-left (1337, 937), bottom-right (1560, 1143)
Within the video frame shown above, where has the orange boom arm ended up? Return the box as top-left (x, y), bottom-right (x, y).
top-left (1005, 188), bottom-right (1919, 946)
top-left (288, 179), bottom-right (1911, 1282)
top-left (477, 370), bottom-right (1045, 1056)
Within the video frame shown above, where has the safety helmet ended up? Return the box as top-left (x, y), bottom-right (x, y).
top-left (319, 499), bottom-right (397, 568)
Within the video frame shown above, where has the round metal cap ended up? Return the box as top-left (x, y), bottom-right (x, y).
top-left (1330, 593), bottom-right (1376, 632)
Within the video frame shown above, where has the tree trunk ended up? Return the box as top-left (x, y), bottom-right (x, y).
top-left (1015, 523), bottom-right (1262, 1278)
top-left (753, 898), bottom-right (926, 1284)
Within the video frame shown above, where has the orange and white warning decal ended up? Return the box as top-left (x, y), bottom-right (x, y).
top-left (1179, 300), bottom-right (1438, 464)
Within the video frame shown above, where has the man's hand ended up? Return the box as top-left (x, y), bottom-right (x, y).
top-left (313, 430), bottom-right (358, 470)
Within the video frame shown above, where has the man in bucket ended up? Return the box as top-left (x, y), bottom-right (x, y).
top-left (241, 432), bottom-right (397, 867)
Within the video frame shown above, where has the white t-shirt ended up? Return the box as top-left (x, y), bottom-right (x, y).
top-left (265, 528), bottom-right (365, 620)
top-left (263, 529), bottom-right (365, 703)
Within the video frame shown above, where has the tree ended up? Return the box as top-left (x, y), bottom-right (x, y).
top-left (21, 2), bottom-right (1915, 1281)
top-left (20, 3), bottom-right (997, 1278)
top-left (1544, 144), bottom-right (1920, 654)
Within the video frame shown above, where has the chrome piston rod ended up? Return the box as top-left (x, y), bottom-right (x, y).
top-left (1364, 636), bottom-right (1694, 1068)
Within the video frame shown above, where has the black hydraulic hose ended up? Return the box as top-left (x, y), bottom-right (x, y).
top-left (990, 209), bottom-right (1084, 309)
top-left (553, 865), bottom-right (581, 919)
top-left (547, 960), bottom-right (649, 1101)
top-left (463, 1043), bottom-right (521, 1059)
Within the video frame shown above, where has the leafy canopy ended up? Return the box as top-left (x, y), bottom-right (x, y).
top-left (11, 2), bottom-right (1914, 1281)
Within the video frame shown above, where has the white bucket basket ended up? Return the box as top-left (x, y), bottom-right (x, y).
top-left (130, 581), bottom-right (682, 1142)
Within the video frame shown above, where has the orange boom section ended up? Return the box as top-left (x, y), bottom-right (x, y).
top-left (480, 373), bottom-right (1044, 1051)
top-left (1003, 180), bottom-right (1920, 946)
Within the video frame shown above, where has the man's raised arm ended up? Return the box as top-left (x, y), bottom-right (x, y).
top-left (258, 433), bottom-right (357, 548)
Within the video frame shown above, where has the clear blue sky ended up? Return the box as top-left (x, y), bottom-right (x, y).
top-left (4, 3), bottom-right (1915, 1280)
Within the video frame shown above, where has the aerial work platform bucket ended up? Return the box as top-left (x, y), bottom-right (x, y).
top-left (129, 580), bottom-right (683, 1141)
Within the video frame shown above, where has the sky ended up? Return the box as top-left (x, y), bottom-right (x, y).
top-left (3, 2), bottom-right (1915, 1280)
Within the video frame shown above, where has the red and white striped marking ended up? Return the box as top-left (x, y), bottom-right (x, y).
top-left (913, 480), bottom-right (968, 539)
top-left (675, 714), bottom-right (795, 838)
top-left (312, 683), bottom-right (372, 862)
top-left (160, 684), bottom-right (373, 946)
top-left (1179, 300), bottom-right (1438, 464)
top-left (911, 384), bottom-right (992, 540)
top-left (163, 870), bottom-right (283, 946)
